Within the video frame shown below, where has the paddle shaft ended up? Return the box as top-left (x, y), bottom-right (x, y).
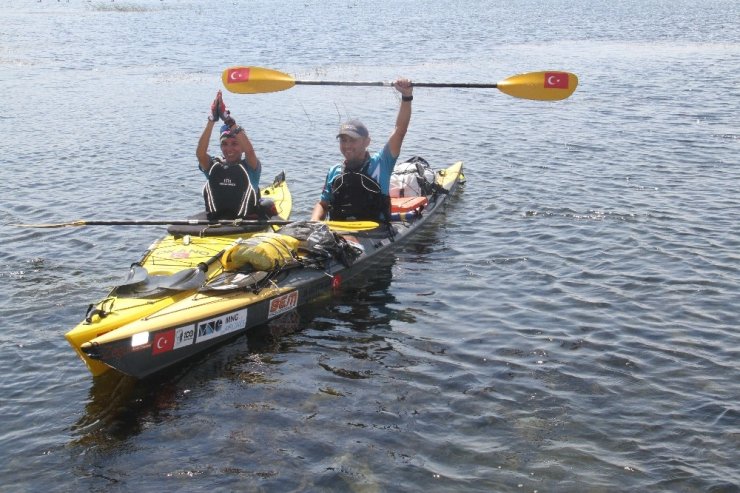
top-left (295, 81), bottom-right (499, 89)
top-left (16, 218), bottom-right (381, 231)
top-left (15, 219), bottom-right (293, 228)
top-left (50, 219), bottom-right (291, 227)
top-left (199, 248), bottom-right (228, 271)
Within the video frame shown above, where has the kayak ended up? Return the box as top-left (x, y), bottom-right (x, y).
top-left (75, 161), bottom-right (464, 378)
top-left (76, 162), bottom-right (463, 378)
top-left (65, 172), bottom-right (292, 376)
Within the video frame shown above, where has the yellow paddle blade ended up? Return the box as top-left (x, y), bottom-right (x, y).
top-left (325, 220), bottom-right (380, 232)
top-left (222, 66), bottom-right (296, 94)
top-left (496, 71), bottom-right (578, 101)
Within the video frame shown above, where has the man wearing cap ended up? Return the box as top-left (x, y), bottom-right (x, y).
top-left (310, 78), bottom-right (413, 221)
top-left (196, 90), bottom-right (262, 219)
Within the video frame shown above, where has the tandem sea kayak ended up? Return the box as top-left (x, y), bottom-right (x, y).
top-left (65, 172), bottom-right (292, 376)
top-left (72, 161), bottom-right (464, 378)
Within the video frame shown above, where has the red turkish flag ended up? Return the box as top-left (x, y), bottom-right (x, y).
top-left (227, 67), bottom-right (250, 82)
top-left (152, 330), bottom-right (175, 355)
top-left (544, 72), bottom-right (569, 89)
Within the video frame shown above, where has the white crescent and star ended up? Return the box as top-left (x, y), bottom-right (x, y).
top-left (156, 336), bottom-right (168, 349)
top-left (548, 75), bottom-right (559, 86)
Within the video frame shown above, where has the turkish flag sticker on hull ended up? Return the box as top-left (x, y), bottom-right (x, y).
top-left (544, 72), bottom-right (569, 89)
top-left (152, 330), bottom-right (175, 355)
top-left (227, 67), bottom-right (251, 82)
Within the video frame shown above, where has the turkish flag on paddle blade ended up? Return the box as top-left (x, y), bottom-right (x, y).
top-left (544, 72), bottom-right (569, 89)
top-left (227, 67), bottom-right (251, 82)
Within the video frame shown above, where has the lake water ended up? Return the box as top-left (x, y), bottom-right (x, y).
top-left (1, 0), bottom-right (738, 491)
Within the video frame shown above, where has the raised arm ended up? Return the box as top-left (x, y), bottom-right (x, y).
top-left (196, 91), bottom-right (226, 173)
top-left (196, 119), bottom-right (217, 172)
top-left (230, 123), bottom-right (260, 171)
top-left (387, 78), bottom-right (413, 158)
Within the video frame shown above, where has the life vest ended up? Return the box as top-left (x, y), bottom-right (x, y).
top-left (329, 163), bottom-right (389, 221)
top-left (203, 159), bottom-right (260, 220)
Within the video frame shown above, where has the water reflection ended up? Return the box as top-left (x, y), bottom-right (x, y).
top-left (71, 370), bottom-right (181, 446)
top-left (307, 255), bottom-right (400, 330)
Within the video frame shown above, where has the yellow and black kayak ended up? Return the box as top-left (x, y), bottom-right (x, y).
top-left (76, 162), bottom-right (464, 378)
top-left (65, 172), bottom-right (292, 376)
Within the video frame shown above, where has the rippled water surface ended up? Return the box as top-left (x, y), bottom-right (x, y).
top-left (1, 0), bottom-right (739, 491)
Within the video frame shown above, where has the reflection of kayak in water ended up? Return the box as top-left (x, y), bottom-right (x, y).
top-left (78, 161), bottom-right (464, 379)
top-left (65, 173), bottom-right (292, 377)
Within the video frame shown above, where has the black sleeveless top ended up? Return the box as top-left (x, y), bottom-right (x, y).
top-left (203, 159), bottom-right (260, 220)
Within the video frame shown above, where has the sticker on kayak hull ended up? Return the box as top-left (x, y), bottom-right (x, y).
top-left (131, 331), bottom-right (149, 348)
top-left (268, 291), bottom-right (298, 319)
top-left (195, 308), bottom-right (248, 344)
top-left (152, 330), bottom-right (175, 355)
top-left (151, 324), bottom-right (197, 355)
top-left (150, 308), bottom-right (247, 356)
top-left (174, 324), bottom-right (196, 349)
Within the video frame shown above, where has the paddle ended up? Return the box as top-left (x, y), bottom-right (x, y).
top-left (14, 218), bottom-right (380, 232)
top-left (120, 240), bottom-right (161, 287)
top-left (222, 66), bottom-right (578, 101)
top-left (201, 269), bottom-right (270, 292)
top-left (117, 243), bottom-right (235, 294)
top-left (121, 264), bottom-right (149, 287)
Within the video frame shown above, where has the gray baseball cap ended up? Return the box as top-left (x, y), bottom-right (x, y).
top-left (337, 119), bottom-right (369, 139)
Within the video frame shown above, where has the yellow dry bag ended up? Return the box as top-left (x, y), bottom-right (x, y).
top-left (221, 233), bottom-right (300, 271)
